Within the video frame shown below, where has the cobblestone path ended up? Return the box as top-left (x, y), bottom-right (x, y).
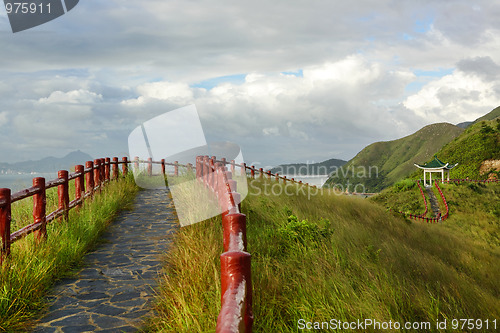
top-left (33, 189), bottom-right (178, 333)
top-left (425, 187), bottom-right (441, 218)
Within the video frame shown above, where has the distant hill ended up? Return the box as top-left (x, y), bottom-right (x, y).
top-left (324, 123), bottom-right (464, 192)
top-left (0, 150), bottom-right (94, 174)
top-left (269, 158), bottom-right (347, 175)
top-left (455, 106), bottom-right (500, 129)
top-left (456, 121), bottom-right (473, 129)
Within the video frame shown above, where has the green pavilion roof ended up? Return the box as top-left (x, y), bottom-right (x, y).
top-left (414, 156), bottom-right (458, 170)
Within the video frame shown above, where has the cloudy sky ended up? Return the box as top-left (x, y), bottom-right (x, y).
top-left (0, 0), bottom-right (499, 166)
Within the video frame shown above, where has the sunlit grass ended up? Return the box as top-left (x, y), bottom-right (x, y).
top-left (151, 178), bottom-right (499, 332)
top-left (0, 175), bottom-right (139, 331)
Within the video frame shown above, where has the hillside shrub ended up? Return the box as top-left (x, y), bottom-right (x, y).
top-left (277, 215), bottom-right (330, 247)
top-left (393, 179), bottom-right (416, 192)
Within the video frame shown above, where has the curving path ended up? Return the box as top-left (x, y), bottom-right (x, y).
top-left (33, 189), bottom-right (178, 333)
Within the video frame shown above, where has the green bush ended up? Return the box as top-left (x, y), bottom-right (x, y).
top-left (393, 179), bottom-right (416, 192)
top-left (277, 215), bottom-right (330, 246)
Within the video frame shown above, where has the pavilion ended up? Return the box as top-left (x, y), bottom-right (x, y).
top-left (414, 156), bottom-right (458, 186)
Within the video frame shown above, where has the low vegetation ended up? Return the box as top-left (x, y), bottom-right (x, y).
top-left (0, 175), bottom-right (138, 331)
top-left (151, 178), bottom-right (499, 332)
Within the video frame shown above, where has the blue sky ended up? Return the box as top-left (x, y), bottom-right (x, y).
top-left (0, 0), bottom-right (499, 167)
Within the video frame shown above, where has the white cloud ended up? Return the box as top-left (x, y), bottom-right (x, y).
top-left (1, 1), bottom-right (500, 164)
top-left (38, 89), bottom-right (102, 104)
top-left (403, 69), bottom-right (499, 123)
top-left (0, 111), bottom-right (8, 127)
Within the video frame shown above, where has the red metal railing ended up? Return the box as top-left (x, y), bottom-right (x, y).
top-left (196, 156), bottom-right (253, 333)
top-left (1, 154), bottom-right (323, 332)
top-left (0, 157), bottom-right (131, 263)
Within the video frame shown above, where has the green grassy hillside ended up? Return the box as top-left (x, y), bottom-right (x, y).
top-left (324, 123), bottom-right (463, 192)
top-left (372, 181), bottom-right (500, 247)
top-left (151, 178), bottom-right (499, 332)
top-left (428, 117), bottom-right (500, 180)
top-left (473, 105), bottom-right (500, 124)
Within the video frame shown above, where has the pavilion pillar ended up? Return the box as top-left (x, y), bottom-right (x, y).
top-left (423, 170), bottom-right (426, 186)
top-left (429, 172), bottom-right (432, 185)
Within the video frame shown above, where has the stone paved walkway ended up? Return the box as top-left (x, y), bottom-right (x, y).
top-left (33, 189), bottom-right (178, 333)
top-left (425, 187), bottom-right (441, 218)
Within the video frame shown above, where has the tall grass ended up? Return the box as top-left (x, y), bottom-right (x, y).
top-left (151, 178), bottom-right (499, 332)
top-left (0, 175), bottom-right (139, 331)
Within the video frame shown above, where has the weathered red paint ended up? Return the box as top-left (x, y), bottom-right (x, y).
top-left (122, 157), bottom-right (128, 176)
top-left (161, 159), bottom-right (166, 175)
top-left (134, 156), bottom-right (139, 172)
top-left (148, 157), bottom-right (153, 176)
top-left (75, 165), bottom-right (84, 202)
top-left (33, 177), bottom-right (47, 241)
top-left (174, 161), bottom-right (179, 176)
top-left (100, 158), bottom-right (106, 183)
top-left (94, 159), bottom-right (101, 190)
top-left (105, 157), bottom-right (111, 181)
top-left (57, 170), bottom-right (69, 221)
top-left (0, 188), bottom-right (11, 262)
top-left (85, 161), bottom-right (94, 195)
top-left (112, 157), bottom-right (119, 180)
top-left (217, 251), bottom-right (253, 333)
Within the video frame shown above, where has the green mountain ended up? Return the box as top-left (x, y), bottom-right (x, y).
top-left (428, 114), bottom-right (500, 180)
top-left (324, 123), bottom-right (464, 192)
top-left (269, 158), bottom-right (347, 175)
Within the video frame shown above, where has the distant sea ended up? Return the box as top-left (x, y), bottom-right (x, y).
top-left (0, 173), bottom-right (58, 193)
top-left (280, 175), bottom-right (329, 187)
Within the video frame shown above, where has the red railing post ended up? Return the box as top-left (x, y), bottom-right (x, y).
top-left (276, 173), bottom-right (279, 182)
top-left (231, 160), bottom-right (235, 175)
top-left (112, 157), bottom-right (119, 180)
top-left (241, 163), bottom-right (246, 177)
top-left (283, 176), bottom-right (287, 184)
top-left (86, 161), bottom-right (94, 195)
top-left (217, 251), bottom-right (253, 332)
top-left (100, 158), bottom-right (106, 184)
top-left (203, 156), bottom-right (210, 185)
top-left (259, 168), bottom-right (263, 179)
top-left (267, 170), bottom-right (271, 180)
top-left (122, 157), bottom-right (128, 176)
top-left (134, 156), bottom-right (139, 173)
top-left (75, 165), bottom-right (84, 204)
top-left (147, 157), bottom-right (153, 176)
top-left (195, 156), bottom-right (201, 179)
top-left (174, 161), bottom-right (179, 176)
top-left (58, 170), bottom-right (69, 221)
top-left (33, 177), bottom-right (47, 241)
top-left (0, 188), bottom-right (11, 263)
top-left (105, 157), bottom-right (111, 181)
top-left (94, 159), bottom-right (101, 190)
top-left (251, 166), bottom-right (255, 179)
top-left (161, 159), bottom-right (166, 176)
top-left (209, 158), bottom-right (216, 188)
